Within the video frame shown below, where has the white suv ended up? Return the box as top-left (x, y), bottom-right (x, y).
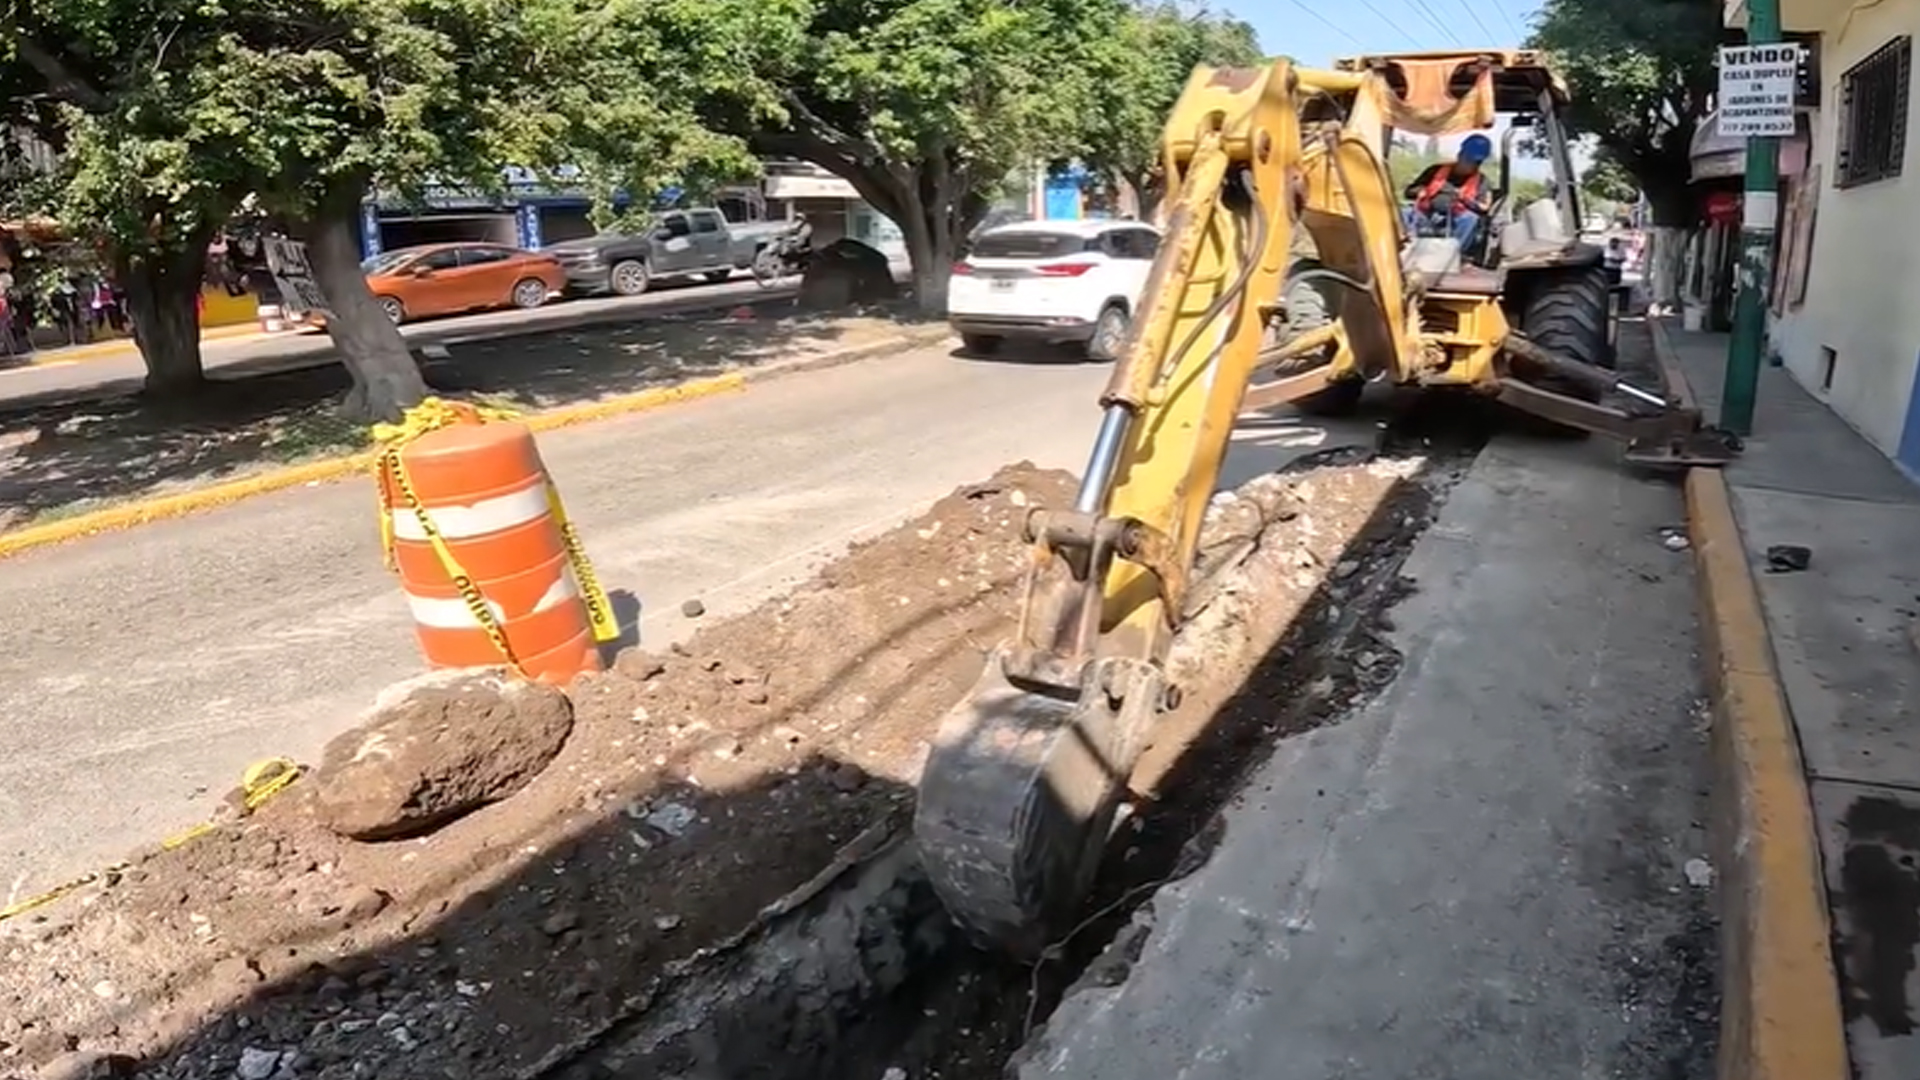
top-left (948, 220), bottom-right (1161, 360)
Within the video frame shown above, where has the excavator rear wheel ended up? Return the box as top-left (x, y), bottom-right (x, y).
top-left (1277, 259), bottom-right (1365, 417)
top-left (1512, 264), bottom-right (1614, 436)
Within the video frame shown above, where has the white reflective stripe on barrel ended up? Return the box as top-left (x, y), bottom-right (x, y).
top-left (390, 480), bottom-right (549, 542)
top-left (404, 571), bottom-right (581, 629)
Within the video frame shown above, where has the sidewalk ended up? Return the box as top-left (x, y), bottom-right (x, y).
top-left (1660, 325), bottom-right (1920, 1080)
top-left (9, 321), bottom-right (272, 366)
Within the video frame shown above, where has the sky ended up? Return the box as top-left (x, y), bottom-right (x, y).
top-left (1230, 0), bottom-right (1584, 177)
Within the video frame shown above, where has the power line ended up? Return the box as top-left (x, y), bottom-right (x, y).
top-left (1497, 3), bottom-right (1527, 43)
top-left (1282, 0), bottom-right (1366, 48)
top-left (1352, 0), bottom-right (1433, 49)
top-left (1445, 0), bottom-right (1504, 47)
top-left (1403, 0), bottom-right (1465, 46)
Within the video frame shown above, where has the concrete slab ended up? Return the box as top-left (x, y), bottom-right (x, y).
top-left (1812, 777), bottom-right (1920, 1080)
top-left (1018, 435), bottom-right (1716, 1079)
top-left (1732, 487), bottom-right (1920, 788)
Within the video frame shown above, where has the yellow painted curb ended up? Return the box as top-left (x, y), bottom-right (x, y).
top-left (29, 323), bottom-right (269, 366)
top-left (0, 371), bottom-right (748, 561)
top-left (1653, 321), bottom-right (1849, 1080)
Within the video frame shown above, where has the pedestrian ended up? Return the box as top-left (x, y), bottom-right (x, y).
top-left (1402, 133), bottom-right (1496, 250)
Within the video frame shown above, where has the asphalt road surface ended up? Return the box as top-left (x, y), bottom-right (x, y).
top-left (0, 339), bottom-right (1379, 903)
top-left (0, 273), bottom-right (794, 409)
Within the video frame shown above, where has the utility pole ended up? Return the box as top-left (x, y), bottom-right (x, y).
top-left (1721, 0), bottom-right (1784, 436)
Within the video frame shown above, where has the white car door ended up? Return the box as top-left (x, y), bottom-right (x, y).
top-left (1114, 228), bottom-right (1160, 309)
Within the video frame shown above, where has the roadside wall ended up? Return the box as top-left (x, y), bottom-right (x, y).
top-left (1769, 0), bottom-right (1920, 477)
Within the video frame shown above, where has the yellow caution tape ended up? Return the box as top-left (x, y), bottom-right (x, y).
top-left (0, 757), bottom-right (303, 924)
top-left (547, 481), bottom-right (620, 644)
top-left (371, 397), bottom-right (620, 668)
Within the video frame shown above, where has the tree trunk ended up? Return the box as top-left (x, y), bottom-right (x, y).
top-left (115, 238), bottom-right (212, 398)
top-left (1641, 182), bottom-right (1694, 315)
top-left (1647, 226), bottom-right (1688, 315)
top-left (301, 177), bottom-right (429, 422)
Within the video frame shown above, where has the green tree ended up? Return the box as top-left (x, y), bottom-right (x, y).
top-left (5, 0), bottom-right (734, 419)
top-left (1527, 0), bottom-right (1720, 227)
top-left (1077, 4), bottom-right (1264, 216)
top-left (1580, 149), bottom-right (1640, 206)
top-left (645, 0), bottom-right (1126, 313)
top-left (1386, 137), bottom-right (1448, 195)
top-left (1, 10), bottom-right (240, 394)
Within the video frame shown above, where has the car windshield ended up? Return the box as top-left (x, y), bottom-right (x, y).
top-left (361, 251), bottom-right (414, 276)
top-left (969, 231), bottom-right (1090, 260)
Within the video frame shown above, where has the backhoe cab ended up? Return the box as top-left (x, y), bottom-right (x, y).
top-left (914, 54), bottom-right (1739, 958)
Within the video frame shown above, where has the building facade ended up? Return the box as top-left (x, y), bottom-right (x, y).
top-left (1726, 0), bottom-right (1920, 479)
top-left (360, 160), bottom-right (907, 262)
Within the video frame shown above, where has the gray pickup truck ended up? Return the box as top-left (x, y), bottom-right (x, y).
top-left (545, 207), bottom-right (789, 296)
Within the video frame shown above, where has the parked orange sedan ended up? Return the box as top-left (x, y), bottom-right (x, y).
top-left (362, 242), bottom-right (566, 325)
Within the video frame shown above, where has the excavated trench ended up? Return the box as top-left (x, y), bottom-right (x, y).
top-left (535, 399), bottom-right (1494, 1080)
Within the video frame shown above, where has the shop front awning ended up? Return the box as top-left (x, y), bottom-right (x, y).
top-left (1691, 109), bottom-right (1813, 183)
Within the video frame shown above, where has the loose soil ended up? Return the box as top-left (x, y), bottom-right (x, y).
top-left (0, 304), bottom-right (928, 533)
top-left (0, 462), bottom-right (1070, 1080)
top-left (0, 445), bottom-right (1432, 1080)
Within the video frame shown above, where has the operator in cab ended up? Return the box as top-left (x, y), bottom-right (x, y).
top-left (1403, 133), bottom-right (1495, 248)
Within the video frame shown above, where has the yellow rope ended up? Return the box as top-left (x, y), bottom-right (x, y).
top-left (0, 757), bottom-right (303, 924)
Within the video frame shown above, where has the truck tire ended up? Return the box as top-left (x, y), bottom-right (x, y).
top-left (1276, 260), bottom-right (1364, 417)
top-left (1512, 264), bottom-right (1614, 438)
top-left (1519, 264), bottom-right (1614, 384)
top-left (609, 259), bottom-right (651, 297)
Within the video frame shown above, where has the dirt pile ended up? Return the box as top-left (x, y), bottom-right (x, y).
top-left (0, 463), bottom-right (1074, 1080)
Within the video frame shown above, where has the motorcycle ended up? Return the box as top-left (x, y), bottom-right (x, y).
top-left (752, 224), bottom-right (812, 289)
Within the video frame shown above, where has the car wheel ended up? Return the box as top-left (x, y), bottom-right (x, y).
top-left (510, 278), bottom-right (549, 309)
top-left (609, 260), bottom-right (651, 297)
top-left (1086, 305), bottom-right (1129, 362)
top-left (378, 296), bottom-right (405, 325)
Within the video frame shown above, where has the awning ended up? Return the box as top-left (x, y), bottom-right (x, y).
top-left (1691, 109), bottom-right (1813, 182)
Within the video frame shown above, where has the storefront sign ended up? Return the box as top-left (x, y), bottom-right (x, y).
top-left (1717, 44), bottom-right (1803, 138)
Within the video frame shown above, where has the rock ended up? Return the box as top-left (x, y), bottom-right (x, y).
top-left (681, 599), bottom-right (708, 618)
top-left (308, 670), bottom-right (574, 842)
top-left (1661, 532), bottom-right (1691, 552)
top-left (799, 239), bottom-right (899, 309)
top-left (35, 1051), bottom-right (136, 1080)
top-left (236, 1047), bottom-right (281, 1080)
top-left (339, 886), bottom-right (391, 925)
top-left (1683, 857), bottom-right (1714, 888)
top-left (1764, 543), bottom-right (1811, 573)
top-left (540, 910), bottom-right (581, 937)
top-left (824, 762), bottom-right (866, 793)
top-left (613, 652), bottom-right (668, 682)
top-left (643, 801), bottom-right (697, 838)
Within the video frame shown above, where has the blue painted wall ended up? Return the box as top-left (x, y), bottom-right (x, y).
top-left (1897, 350), bottom-right (1920, 480)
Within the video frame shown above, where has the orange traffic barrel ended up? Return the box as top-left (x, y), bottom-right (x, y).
top-left (381, 420), bottom-right (603, 684)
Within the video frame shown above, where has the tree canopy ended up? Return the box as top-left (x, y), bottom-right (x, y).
top-left (1527, 0), bottom-right (1723, 225)
top-left (1, 0), bottom-right (749, 418)
top-left (2, 0), bottom-right (1276, 402)
top-left (1076, 4), bottom-right (1265, 213)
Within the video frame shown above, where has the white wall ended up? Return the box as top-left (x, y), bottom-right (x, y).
top-left (1773, 0), bottom-right (1920, 457)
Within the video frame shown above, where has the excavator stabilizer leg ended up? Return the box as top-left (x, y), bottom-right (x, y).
top-left (1498, 332), bottom-right (1744, 468)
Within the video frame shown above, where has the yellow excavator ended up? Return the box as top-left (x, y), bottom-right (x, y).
top-left (913, 51), bottom-right (1741, 954)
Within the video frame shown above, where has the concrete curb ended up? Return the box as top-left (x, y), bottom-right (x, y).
top-left (0, 327), bottom-right (948, 562)
top-left (1649, 320), bottom-right (1849, 1080)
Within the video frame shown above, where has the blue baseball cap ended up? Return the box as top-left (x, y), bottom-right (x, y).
top-left (1461, 134), bottom-right (1493, 163)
